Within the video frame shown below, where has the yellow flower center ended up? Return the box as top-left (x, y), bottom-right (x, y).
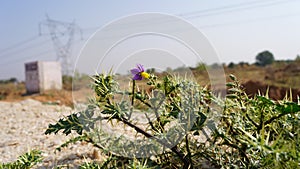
top-left (140, 72), bottom-right (150, 79)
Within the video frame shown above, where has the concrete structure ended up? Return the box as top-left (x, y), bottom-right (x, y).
top-left (25, 61), bottom-right (62, 93)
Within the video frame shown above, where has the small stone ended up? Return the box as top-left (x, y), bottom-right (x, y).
top-left (7, 142), bottom-right (19, 146)
top-left (93, 149), bottom-right (100, 160)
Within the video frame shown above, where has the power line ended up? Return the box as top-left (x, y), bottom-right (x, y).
top-left (0, 38), bottom-right (83, 67)
top-left (198, 12), bottom-right (300, 29)
top-left (180, 0), bottom-right (292, 17)
top-left (0, 49), bottom-right (55, 67)
top-left (1, 0), bottom-right (297, 54)
top-left (84, 11), bottom-right (300, 43)
top-left (185, 0), bottom-right (298, 19)
top-left (0, 35), bottom-right (39, 54)
top-left (0, 38), bottom-right (52, 58)
top-left (79, 0), bottom-right (299, 36)
top-left (79, 0), bottom-right (285, 31)
top-left (0, 0), bottom-right (298, 68)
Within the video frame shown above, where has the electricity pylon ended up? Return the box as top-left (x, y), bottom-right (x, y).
top-left (39, 15), bottom-right (82, 75)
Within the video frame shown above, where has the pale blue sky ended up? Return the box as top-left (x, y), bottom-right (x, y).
top-left (1, 0), bottom-right (300, 80)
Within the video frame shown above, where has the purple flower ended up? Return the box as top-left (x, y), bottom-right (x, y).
top-left (130, 64), bottom-right (150, 80)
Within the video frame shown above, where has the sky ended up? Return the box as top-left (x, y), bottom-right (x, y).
top-left (1, 0), bottom-right (300, 80)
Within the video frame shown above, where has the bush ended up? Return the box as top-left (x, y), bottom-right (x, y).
top-left (228, 62), bottom-right (235, 68)
top-left (255, 50), bottom-right (275, 66)
top-left (207, 75), bottom-right (300, 168)
top-left (45, 72), bottom-right (300, 168)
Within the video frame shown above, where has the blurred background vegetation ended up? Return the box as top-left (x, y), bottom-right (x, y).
top-left (1, 50), bottom-right (300, 107)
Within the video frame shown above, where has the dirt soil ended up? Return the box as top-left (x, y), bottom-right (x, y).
top-left (0, 99), bottom-right (103, 168)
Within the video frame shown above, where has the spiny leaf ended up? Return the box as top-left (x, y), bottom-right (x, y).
top-left (276, 102), bottom-right (300, 114)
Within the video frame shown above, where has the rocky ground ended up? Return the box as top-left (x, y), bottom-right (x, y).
top-left (0, 98), bottom-right (216, 169)
top-left (0, 99), bottom-right (102, 168)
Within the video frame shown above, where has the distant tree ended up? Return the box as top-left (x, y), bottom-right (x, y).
top-left (8, 77), bottom-right (17, 83)
top-left (228, 62), bottom-right (235, 68)
top-left (295, 55), bottom-right (300, 62)
top-left (238, 61), bottom-right (249, 67)
top-left (0, 77), bottom-right (18, 84)
top-left (255, 50), bottom-right (274, 66)
top-left (146, 68), bottom-right (155, 74)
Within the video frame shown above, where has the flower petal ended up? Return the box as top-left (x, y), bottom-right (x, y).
top-left (130, 68), bottom-right (140, 75)
top-left (132, 74), bottom-right (142, 80)
top-left (137, 64), bottom-right (144, 72)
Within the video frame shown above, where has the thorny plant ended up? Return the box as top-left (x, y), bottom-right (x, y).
top-left (205, 75), bottom-right (300, 168)
top-left (46, 69), bottom-right (214, 168)
top-left (0, 150), bottom-right (43, 169)
top-left (44, 65), bottom-right (300, 168)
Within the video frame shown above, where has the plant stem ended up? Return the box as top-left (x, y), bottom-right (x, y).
top-left (129, 80), bottom-right (136, 119)
top-left (131, 80), bottom-right (136, 106)
top-left (118, 116), bottom-right (189, 167)
top-left (245, 113), bottom-right (259, 128)
top-left (185, 134), bottom-right (193, 169)
top-left (257, 111), bottom-right (294, 131)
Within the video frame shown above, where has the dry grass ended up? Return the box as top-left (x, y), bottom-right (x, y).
top-left (1, 61), bottom-right (299, 106)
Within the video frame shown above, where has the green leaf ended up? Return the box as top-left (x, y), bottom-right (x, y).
top-left (45, 113), bottom-right (83, 135)
top-left (191, 112), bottom-right (207, 131)
top-left (226, 82), bottom-right (236, 87)
top-left (0, 150), bottom-right (43, 169)
top-left (256, 96), bottom-right (274, 105)
top-left (56, 135), bottom-right (88, 152)
top-left (276, 102), bottom-right (300, 114)
top-left (229, 74), bottom-right (236, 81)
top-left (228, 88), bottom-right (242, 94)
top-left (226, 94), bottom-right (238, 99)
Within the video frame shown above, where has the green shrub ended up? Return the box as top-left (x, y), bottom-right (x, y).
top-left (205, 74), bottom-right (300, 168)
top-left (45, 72), bottom-right (300, 168)
top-left (0, 150), bottom-right (43, 169)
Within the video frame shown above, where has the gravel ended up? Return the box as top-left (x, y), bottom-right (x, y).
top-left (0, 99), bottom-right (101, 168)
top-left (0, 99), bottom-right (215, 168)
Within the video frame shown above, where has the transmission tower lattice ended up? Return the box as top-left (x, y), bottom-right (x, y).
top-left (39, 15), bottom-right (82, 75)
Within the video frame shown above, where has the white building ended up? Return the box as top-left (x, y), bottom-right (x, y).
top-left (25, 61), bottom-right (62, 93)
